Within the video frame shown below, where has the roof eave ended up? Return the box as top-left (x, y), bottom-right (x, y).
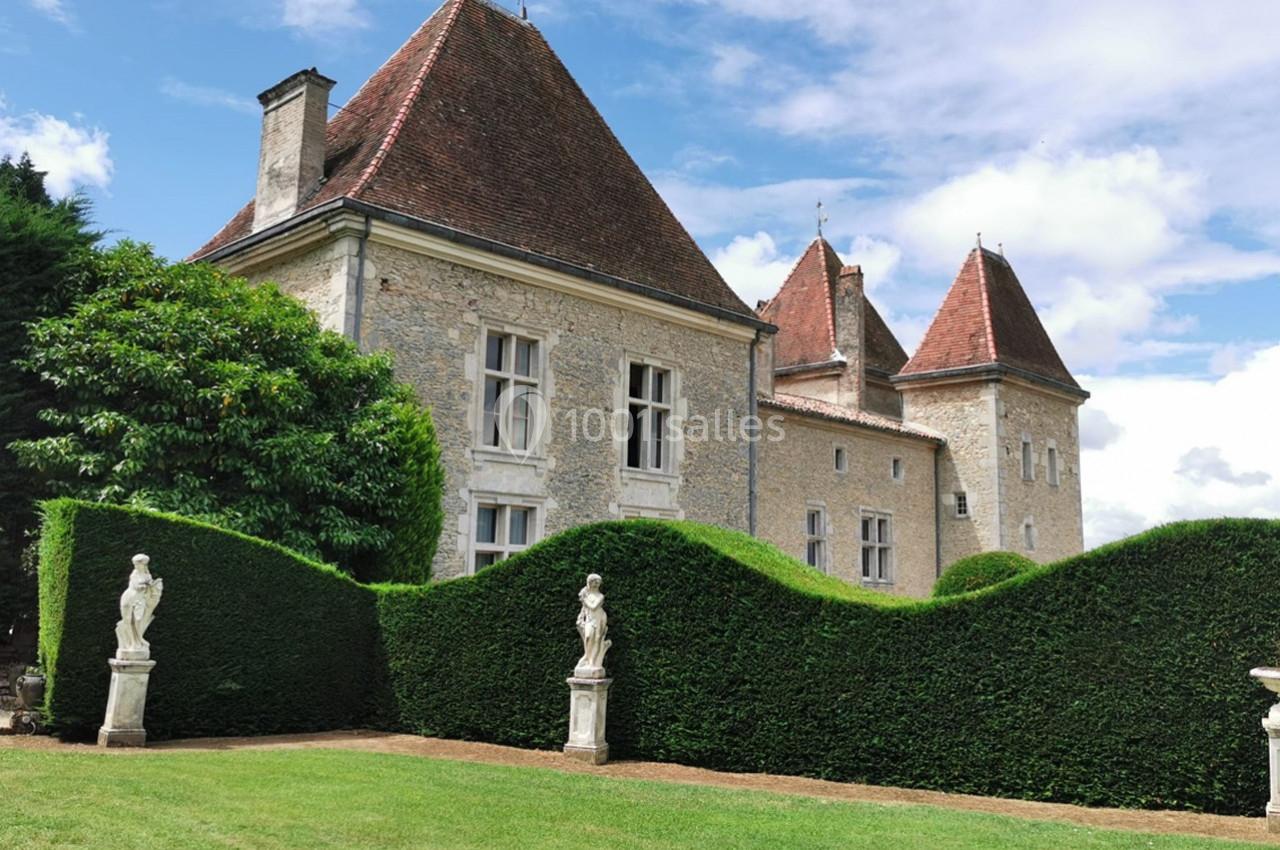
top-left (759, 398), bottom-right (946, 445)
top-left (892, 362), bottom-right (1090, 400)
top-left (190, 197), bottom-right (777, 333)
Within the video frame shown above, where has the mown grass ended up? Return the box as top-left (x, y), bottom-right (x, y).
top-left (0, 748), bottom-right (1268, 850)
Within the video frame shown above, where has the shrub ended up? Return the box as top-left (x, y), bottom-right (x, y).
top-left (14, 244), bottom-right (443, 582)
top-left (38, 502), bottom-right (1280, 815)
top-left (38, 500), bottom-right (385, 740)
top-left (933, 551), bottom-right (1037, 597)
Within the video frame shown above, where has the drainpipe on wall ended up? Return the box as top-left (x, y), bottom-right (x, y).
top-left (748, 330), bottom-right (760, 536)
top-left (351, 215), bottom-right (372, 348)
top-left (934, 445), bottom-right (943, 578)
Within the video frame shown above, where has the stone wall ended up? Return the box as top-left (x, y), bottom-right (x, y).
top-left (344, 239), bottom-right (755, 578)
top-left (995, 380), bottom-right (1085, 563)
top-left (756, 411), bottom-right (938, 598)
top-left (242, 237), bottom-right (358, 335)
top-left (901, 382), bottom-right (998, 570)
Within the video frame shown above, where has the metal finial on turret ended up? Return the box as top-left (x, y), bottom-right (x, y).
top-left (976, 232), bottom-right (983, 250)
top-left (817, 201), bottom-right (828, 238)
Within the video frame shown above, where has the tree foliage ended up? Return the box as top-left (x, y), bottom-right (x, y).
top-left (0, 154), bottom-right (100, 631)
top-left (14, 243), bottom-right (443, 582)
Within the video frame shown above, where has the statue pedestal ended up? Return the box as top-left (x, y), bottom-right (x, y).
top-left (1265, 711), bottom-right (1280, 833)
top-left (98, 657), bottom-right (155, 748)
top-left (564, 676), bottom-right (611, 764)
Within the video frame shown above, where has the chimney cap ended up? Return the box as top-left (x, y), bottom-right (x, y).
top-left (257, 67), bottom-right (337, 107)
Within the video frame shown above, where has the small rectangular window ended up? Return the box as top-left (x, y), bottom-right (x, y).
top-left (891, 457), bottom-right (904, 481)
top-left (1024, 520), bottom-right (1036, 551)
top-left (1021, 438), bottom-right (1034, 481)
top-left (860, 510), bottom-right (893, 585)
top-left (954, 492), bottom-right (969, 518)
top-left (805, 507), bottom-right (826, 571)
top-left (1047, 447), bottom-right (1060, 487)
top-left (834, 447), bottom-right (847, 473)
top-left (473, 501), bottom-right (538, 572)
top-left (625, 362), bottom-right (673, 472)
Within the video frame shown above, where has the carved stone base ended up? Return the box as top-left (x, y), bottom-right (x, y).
top-left (98, 658), bottom-right (155, 748)
top-left (565, 676), bottom-right (611, 765)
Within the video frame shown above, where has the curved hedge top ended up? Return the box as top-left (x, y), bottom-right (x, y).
top-left (39, 501), bottom-right (1280, 816)
top-left (933, 551), bottom-right (1039, 598)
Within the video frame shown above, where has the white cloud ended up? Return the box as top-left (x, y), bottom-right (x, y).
top-left (898, 148), bottom-right (1200, 272)
top-left (709, 44), bottom-right (759, 86)
top-left (27, 0), bottom-right (72, 26)
top-left (654, 174), bottom-right (874, 238)
top-left (893, 147), bottom-right (1280, 372)
top-left (711, 232), bottom-right (796, 308)
top-left (1078, 408), bottom-right (1123, 451)
top-left (1080, 344), bottom-right (1280, 547)
top-left (0, 109), bottom-right (112, 196)
top-left (845, 235), bottom-right (900, 293)
top-left (160, 78), bottom-right (258, 114)
top-left (281, 0), bottom-right (368, 35)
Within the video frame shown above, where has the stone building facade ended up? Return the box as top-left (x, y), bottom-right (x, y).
top-left (192, 0), bottom-right (1087, 594)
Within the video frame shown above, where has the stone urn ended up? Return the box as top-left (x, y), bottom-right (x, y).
top-left (1252, 668), bottom-right (1280, 708)
top-left (15, 672), bottom-right (44, 711)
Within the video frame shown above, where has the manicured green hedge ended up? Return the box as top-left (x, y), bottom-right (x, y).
top-left (38, 500), bottom-right (386, 740)
top-left (933, 551), bottom-right (1037, 597)
top-left (38, 501), bottom-right (1280, 815)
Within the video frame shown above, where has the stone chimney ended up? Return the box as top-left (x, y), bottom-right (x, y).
top-left (833, 265), bottom-right (865, 409)
top-left (252, 68), bottom-right (336, 233)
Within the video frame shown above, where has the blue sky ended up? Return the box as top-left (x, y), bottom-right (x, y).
top-left (4, 0), bottom-right (1280, 544)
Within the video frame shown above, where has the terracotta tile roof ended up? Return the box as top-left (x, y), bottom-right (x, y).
top-left (898, 248), bottom-right (1082, 391)
top-left (192, 0), bottom-right (754, 319)
top-left (757, 238), bottom-right (907, 373)
top-left (762, 393), bottom-right (944, 443)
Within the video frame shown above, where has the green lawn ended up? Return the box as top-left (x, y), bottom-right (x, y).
top-left (0, 748), bottom-right (1268, 850)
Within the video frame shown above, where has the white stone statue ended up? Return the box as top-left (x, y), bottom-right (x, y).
top-left (115, 554), bottom-right (163, 661)
top-left (574, 573), bottom-right (611, 678)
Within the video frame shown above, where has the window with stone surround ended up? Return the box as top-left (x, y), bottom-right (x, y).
top-left (1024, 518), bottom-right (1037, 551)
top-left (860, 509), bottom-right (894, 585)
top-left (626, 362), bottom-right (672, 472)
top-left (806, 506), bottom-right (827, 571)
top-left (891, 457), bottom-right (904, 481)
top-left (954, 491), bottom-right (969, 518)
top-left (480, 330), bottom-right (541, 453)
top-left (471, 498), bottom-right (541, 573)
top-left (834, 446), bottom-right (848, 473)
top-left (1021, 436), bottom-right (1034, 481)
top-left (1047, 446), bottom-right (1060, 487)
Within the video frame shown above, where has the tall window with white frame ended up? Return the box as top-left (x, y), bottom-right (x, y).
top-left (805, 507), bottom-right (827, 571)
top-left (473, 502), bottom-right (536, 572)
top-left (481, 332), bottom-right (540, 452)
top-left (1047, 446), bottom-right (1060, 486)
top-left (1021, 437), bottom-right (1034, 481)
top-left (626, 362), bottom-right (672, 472)
top-left (860, 510), bottom-right (893, 585)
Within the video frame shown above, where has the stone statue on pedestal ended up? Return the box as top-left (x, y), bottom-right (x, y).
top-left (566, 574), bottom-right (613, 764)
top-left (99, 554), bottom-right (163, 748)
top-left (115, 554), bottom-right (163, 661)
top-left (574, 573), bottom-right (611, 678)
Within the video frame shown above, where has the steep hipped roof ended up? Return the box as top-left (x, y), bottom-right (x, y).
top-left (193, 0), bottom-right (754, 320)
top-left (757, 238), bottom-right (907, 373)
top-left (897, 248), bottom-right (1082, 391)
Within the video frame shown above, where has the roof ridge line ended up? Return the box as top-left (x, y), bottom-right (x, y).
top-left (899, 249), bottom-right (970, 372)
top-left (817, 239), bottom-right (839, 357)
top-left (975, 248), bottom-right (998, 362)
top-left (349, 0), bottom-right (467, 200)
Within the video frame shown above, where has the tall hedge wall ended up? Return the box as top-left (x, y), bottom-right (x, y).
top-left (38, 500), bottom-right (385, 740)
top-left (39, 501), bottom-right (1280, 815)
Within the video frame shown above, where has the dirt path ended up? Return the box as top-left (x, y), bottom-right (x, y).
top-left (4, 730), bottom-right (1274, 845)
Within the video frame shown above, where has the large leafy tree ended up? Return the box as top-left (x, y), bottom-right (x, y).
top-left (0, 154), bottom-right (100, 633)
top-left (13, 242), bottom-right (444, 583)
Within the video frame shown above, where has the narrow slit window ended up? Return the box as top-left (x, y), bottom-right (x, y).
top-left (834, 447), bottom-right (847, 473)
top-left (1047, 447), bottom-right (1060, 486)
top-left (1021, 438), bottom-right (1034, 481)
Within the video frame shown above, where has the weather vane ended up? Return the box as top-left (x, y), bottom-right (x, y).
top-left (817, 201), bottom-right (828, 238)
